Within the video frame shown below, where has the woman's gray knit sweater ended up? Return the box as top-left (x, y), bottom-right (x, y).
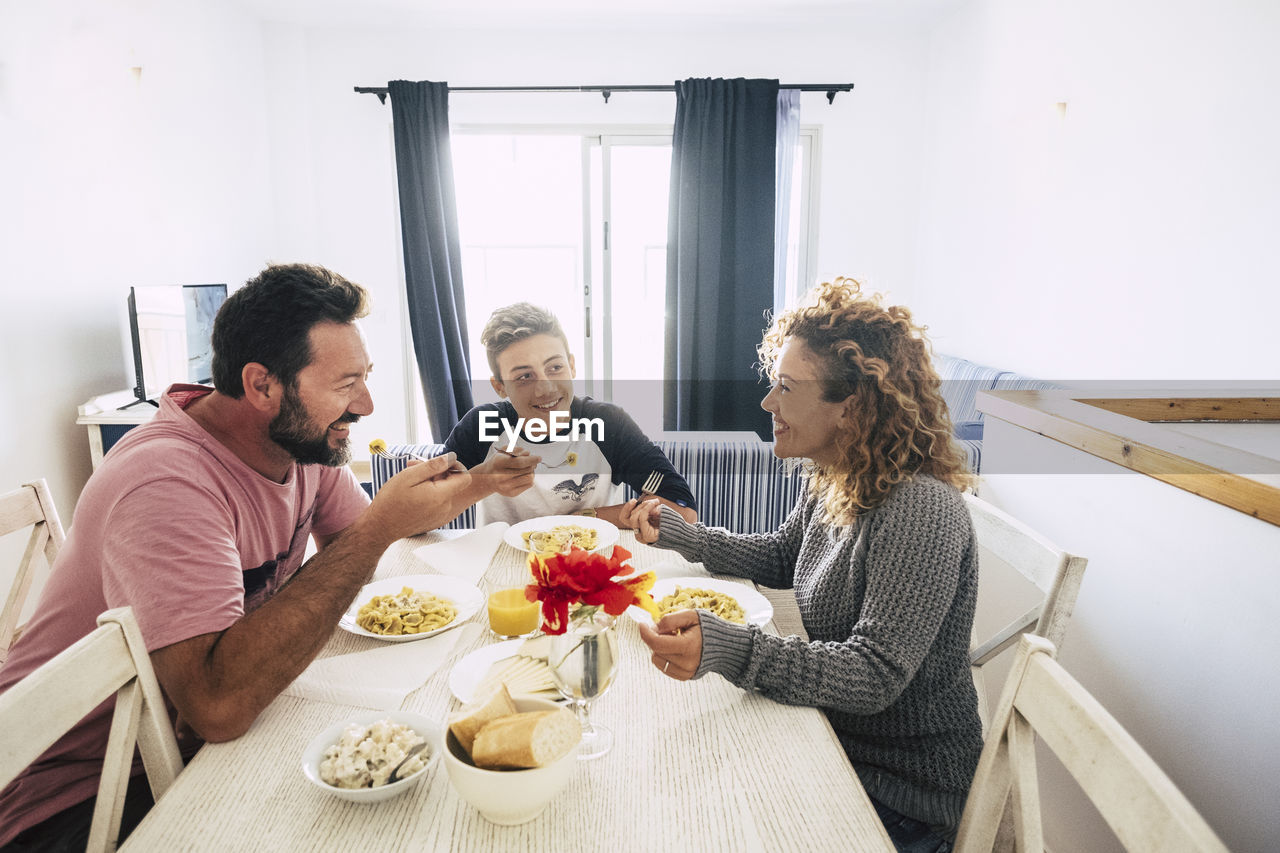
top-left (654, 474), bottom-right (983, 833)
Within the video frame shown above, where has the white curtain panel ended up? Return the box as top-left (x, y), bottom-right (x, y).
top-left (773, 88), bottom-right (801, 314)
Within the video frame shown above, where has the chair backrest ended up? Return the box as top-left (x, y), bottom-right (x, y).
top-left (1, 479), bottom-right (66, 662)
top-left (955, 635), bottom-right (1229, 853)
top-left (0, 607), bottom-right (183, 852)
top-left (964, 493), bottom-right (1087, 729)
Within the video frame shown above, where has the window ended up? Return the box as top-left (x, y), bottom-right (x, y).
top-left (408, 126), bottom-right (818, 440)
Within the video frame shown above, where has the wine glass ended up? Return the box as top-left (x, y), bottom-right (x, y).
top-left (546, 608), bottom-right (618, 760)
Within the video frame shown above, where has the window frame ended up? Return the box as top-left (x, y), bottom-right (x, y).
top-left (401, 122), bottom-right (822, 442)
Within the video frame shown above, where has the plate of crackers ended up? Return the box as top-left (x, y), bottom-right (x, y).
top-left (448, 635), bottom-right (561, 704)
top-left (339, 575), bottom-right (484, 642)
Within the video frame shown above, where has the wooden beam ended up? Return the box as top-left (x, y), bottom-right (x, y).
top-left (978, 390), bottom-right (1280, 528)
top-left (1078, 397), bottom-right (1280, 423)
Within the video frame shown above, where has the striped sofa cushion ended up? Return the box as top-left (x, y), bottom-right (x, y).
top-left (648, 440), bottom-right (804, 534)
top-left (933, 353), bottom-right (1006, 426)
top-left (991, 371), bottom-right (1063, 395)
top-left (370, 443), bottom-right (476, 530)
top-left (933, 354), bottom-right (1062, 475)
top-left (368, 439), bottom-right (802, 534)
top-left (956, 438), bottom-right (982, 475)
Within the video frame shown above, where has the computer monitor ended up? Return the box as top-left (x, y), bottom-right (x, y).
top-left (127, 283), bottom-right (228, 404)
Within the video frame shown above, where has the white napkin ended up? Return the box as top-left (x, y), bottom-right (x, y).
top-left (283, 622), bottom-right (482, 711)
top-left (648, 559), bottom-right (712, 580)
top-left (411, 523), bottom-right (509, 585)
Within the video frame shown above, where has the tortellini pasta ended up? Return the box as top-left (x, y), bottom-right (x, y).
top-left (356, 586), bottom-right (456, 635)
top-left (656, 586), bottom-right (746, 624)
top-left (522, 524), bottom-right (599, 555)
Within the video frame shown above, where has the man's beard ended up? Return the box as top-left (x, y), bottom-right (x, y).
top-left (268, 384), bottom-right (357, 467)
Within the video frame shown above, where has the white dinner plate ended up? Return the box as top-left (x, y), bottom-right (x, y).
top-left (447, 639), bottom-right (525, 704)
top-left (629, 577), bottom-right (774, 628)
top-left (339, 575), bottom-right (484, 642)
top-left (503, 515), bottom-right (620, 555)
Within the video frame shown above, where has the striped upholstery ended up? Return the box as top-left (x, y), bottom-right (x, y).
top-left (992, 371), bottom-right (1063, 395)
top-left (933, 353), bottom-right (1062, 474)
top-left (368, 439), bottom-right (803, 534)
top-left (934, 353), bottom-right (1006, 431)
top-left (645, 440), bottom-right (803, 533)
top-left (956, 437), bottom-right (982, 475)
top-left (370, 444), bottom-right (476, 530)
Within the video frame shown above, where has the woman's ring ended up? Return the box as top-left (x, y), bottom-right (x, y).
top-left (663, 659), bottom-right (670, 673)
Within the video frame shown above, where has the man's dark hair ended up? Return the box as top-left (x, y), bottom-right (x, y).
top-left (211, 263), bottom-right (370, 397)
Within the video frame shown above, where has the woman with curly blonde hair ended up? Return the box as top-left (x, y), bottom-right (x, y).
top-left (633, 279), bottom-right (982, 852)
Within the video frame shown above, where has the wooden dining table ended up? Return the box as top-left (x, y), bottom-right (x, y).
top-left (120, 528), bottom-right (895, 852)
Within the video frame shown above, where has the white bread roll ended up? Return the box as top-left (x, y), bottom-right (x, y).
top-left (471, 707), bottom-right (580, 769)
top-left (448, 683), bottom-right (517, 754)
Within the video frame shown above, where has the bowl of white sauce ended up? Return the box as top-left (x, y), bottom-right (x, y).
top-left (301, 710), bottom-right (442, 803)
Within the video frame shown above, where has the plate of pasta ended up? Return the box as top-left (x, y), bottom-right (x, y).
top-left (503, 515), bottom-right (619, 556)
top-left (339, 575), bottom-right (484, 642)
top-left (629, 577), bottom-right (773, 628)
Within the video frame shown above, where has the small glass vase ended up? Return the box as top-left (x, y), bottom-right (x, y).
top-left (547, 606), bottom-right (618, 760)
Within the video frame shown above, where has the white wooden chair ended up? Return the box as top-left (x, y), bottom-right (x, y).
top-left (965, 493), bottom-right (1088, 730)
top-left (955, 635), bottom-right (1230, 853)
top-left (1, 478), bottom-right (66, 663)
top-left (0, 607), bottom-right (183, 852)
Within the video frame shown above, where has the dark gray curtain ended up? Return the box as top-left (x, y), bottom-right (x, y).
top-left (388, 80), bottom-right (473, 441)
top-left (664, 77), bottom-right (779, 438)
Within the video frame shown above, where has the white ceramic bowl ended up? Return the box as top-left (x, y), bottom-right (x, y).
top-left (442, 696), bottom-right (580, 824)
top-left (301, 710), bottom-right (442, 803)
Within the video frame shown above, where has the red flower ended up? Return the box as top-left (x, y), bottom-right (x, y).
top-left (524, 545), bottom-right (659, 635)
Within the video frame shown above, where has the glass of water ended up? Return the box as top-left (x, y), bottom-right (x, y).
top-left (547, 607), bottom-right (619, 760)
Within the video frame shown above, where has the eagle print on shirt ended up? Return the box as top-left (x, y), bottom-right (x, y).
top-left (552, 473), bottom-right (600, 504)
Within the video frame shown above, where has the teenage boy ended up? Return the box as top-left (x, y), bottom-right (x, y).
top-left (446, 303), bottom-right (698, 527)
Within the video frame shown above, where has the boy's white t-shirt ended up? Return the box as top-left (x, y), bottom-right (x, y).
top-left (443, 396), bottom-right (696, 525)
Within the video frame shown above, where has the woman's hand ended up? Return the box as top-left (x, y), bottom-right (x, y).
top-left (637, 610), bottom-right (702, 680)
top-left (623, 497), bottom-right (664, 543)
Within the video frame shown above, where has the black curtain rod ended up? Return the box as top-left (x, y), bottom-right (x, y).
top-left (354, 83), bottom-right (853, 105)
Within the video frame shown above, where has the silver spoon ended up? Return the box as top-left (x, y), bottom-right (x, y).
top-left (387, 741), bottom-right (428, 784)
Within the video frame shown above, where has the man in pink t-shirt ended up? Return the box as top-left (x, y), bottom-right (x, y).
top-left (0, 264), bottom-right (472, 848)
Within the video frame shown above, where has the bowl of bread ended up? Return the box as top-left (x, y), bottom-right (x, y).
top-left (443, 684), bottom-right (580, 824)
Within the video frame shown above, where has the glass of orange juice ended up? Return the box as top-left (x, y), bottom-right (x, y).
top-left (487, 587), bottom-right (541, 639)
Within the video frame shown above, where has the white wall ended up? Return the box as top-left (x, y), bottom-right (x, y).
top-left (2, 4), bottom-right (939, 506)
top-left (0, 0), bottom-right (274, 591)
top-left (979, 419), bottom-right (1280, 852)
top-left (914, 0), bottom-right (1280, 381)
top-left (258, 17), bottom-right (935, 447)
top-left (913, 2), bottom-right (1280, 849)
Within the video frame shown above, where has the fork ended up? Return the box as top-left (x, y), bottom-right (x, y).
top-left (387, 740), bottom-right (428, 784)
top-left (636, 470), bottom-right (663, 501)
top-left (370, 440), bottom-right (429, 463)
top-left (370, 441), bottom-right (466, 474)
